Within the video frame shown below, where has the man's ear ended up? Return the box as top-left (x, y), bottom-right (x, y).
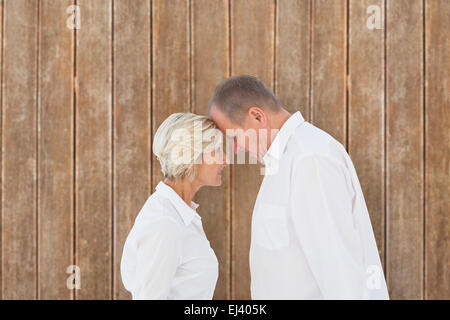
top-left (248, 106), bottom-right (267, 125)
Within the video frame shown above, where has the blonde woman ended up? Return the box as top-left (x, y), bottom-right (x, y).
top-left (120, 113), bottom-right (228, 299)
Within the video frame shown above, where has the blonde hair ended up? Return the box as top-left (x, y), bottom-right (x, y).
top-left (153, 113), bottom-right (223, 182)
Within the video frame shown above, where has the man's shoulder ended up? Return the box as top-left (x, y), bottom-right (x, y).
top-left (286, 122), bottom-right (348, 164)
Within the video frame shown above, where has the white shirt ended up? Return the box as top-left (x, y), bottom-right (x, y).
top-left (250, 111), bottom-right (389, 300)
top-left (120, 181), bottom-right (218, 299)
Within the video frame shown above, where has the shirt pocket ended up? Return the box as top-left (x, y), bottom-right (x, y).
top-left (254, 203), bottom-right (290, 250)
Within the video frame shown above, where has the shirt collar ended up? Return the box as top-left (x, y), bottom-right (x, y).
top-left (263, 111), bottom-right (305, 164)
top-left (155, 181), bottom-right (201, 225)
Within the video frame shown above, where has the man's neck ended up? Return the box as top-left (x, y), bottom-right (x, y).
top-left (269, 108), bottom-right (292, 145)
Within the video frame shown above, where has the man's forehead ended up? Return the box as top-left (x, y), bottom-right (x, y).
top-left (210, 106), bottom-right (235, 129)
top-left (209, 104), bottom-right (224, 120)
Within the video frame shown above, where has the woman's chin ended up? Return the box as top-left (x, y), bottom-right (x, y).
top-left (214, 175), bottom-right (223, 186)
top-left (204, 177), bottom-right (222, 187)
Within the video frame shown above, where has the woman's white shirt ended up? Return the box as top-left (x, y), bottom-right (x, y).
top-left (120, 181), bottom-right (219, 299)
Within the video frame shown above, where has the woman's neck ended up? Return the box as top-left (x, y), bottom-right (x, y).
top-left (164, 178), bottom-right (201, 207)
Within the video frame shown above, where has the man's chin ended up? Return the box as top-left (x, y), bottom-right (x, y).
top-left (254, 154), bottom-right (265, 164)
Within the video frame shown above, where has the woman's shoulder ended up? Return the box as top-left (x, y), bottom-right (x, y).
top-left (133, 192), bottom-right (184, 231)
top-left (122, 194), bottom-right (184, 256)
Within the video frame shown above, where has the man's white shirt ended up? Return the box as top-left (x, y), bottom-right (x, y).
top-left (250, 111), bottom-right (389, 299)
top-left (120, 181), bottom-right (218, 299)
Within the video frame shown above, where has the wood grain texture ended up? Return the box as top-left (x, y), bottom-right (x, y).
top-left (311, 0), bottom-right (347, 145)
top-left (275, 0), bottom-right (310, 120)
top-left (424, 0), bottom-right (449, 300)
top-left (75, 0), bottom-right (112, 299)
top-left (113, 0), bottom-right (151, 299)
top-left (0, 0), bottom-right (448, 300)
top-left (0, 0), bottom-right (2, 299)
top-left (348, 0), bottom-right (385, 268)
top-left (38, 0), bottom-right (74, 299)
top-left (231, 0), bottom-right (274, 300)
top-left (191, 0), bottom-right (230, 300)
top-left (2, 0), bottom-right (38, 299)
top-left (386, 0), bottom-right (424, 299)
top-left (152, 0), bottom-right (190, 187)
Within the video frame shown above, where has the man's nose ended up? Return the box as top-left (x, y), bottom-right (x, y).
top-left (222, 153), bottom-right (230, 166)
top-left (233, 142), bottom-right (239, 155)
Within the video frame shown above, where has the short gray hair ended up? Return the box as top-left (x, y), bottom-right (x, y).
top-left (208, 75), bottom-right (281, 124)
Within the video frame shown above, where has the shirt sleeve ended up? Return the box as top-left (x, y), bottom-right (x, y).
top-left (290, 154), bottom-right (367, 299)
top-left (133, 217), bottom-right (182, 299)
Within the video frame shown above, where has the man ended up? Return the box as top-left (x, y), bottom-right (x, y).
top-left (208, 75), bottom-right (389, 299)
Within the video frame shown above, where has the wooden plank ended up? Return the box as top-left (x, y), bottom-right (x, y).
top-left (386, 0), bottom-right (424, 299)
top-left (113, 0), bottom-right (151, 300)
top-left (38, 0), bottom-right (74, 299)
top-left (75, 0), bottom-right (112, 300)
top-left (231, 0), bottom-right (274, 300)
top-left (348, 0), bottom-right (386, 268)
top-left (425, 0), bottom-right (449, 300)
top-left (191, 0), bottom-right (230, 300)
top-left (0, 0), bottom-right (3, 300)
top-left (152, 0), bottom-right (190, 187)
top-left (1, 0), bottom-right (38, 299)
top-left (275, 0), bottom-right (310, 120)
top-left (311, 0), bottom-right (347, 145)
top-left (0, 0), bottom-right (446, 302)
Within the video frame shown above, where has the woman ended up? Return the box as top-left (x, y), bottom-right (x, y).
top-left (120, 113), bottom-right (227, 299)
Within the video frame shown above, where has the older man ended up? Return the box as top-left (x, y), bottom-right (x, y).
top-left (208, 75), bottom-right (389, 300)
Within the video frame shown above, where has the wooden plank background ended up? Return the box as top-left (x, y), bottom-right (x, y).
top-left (0, 0), bottom-right (448, 300)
